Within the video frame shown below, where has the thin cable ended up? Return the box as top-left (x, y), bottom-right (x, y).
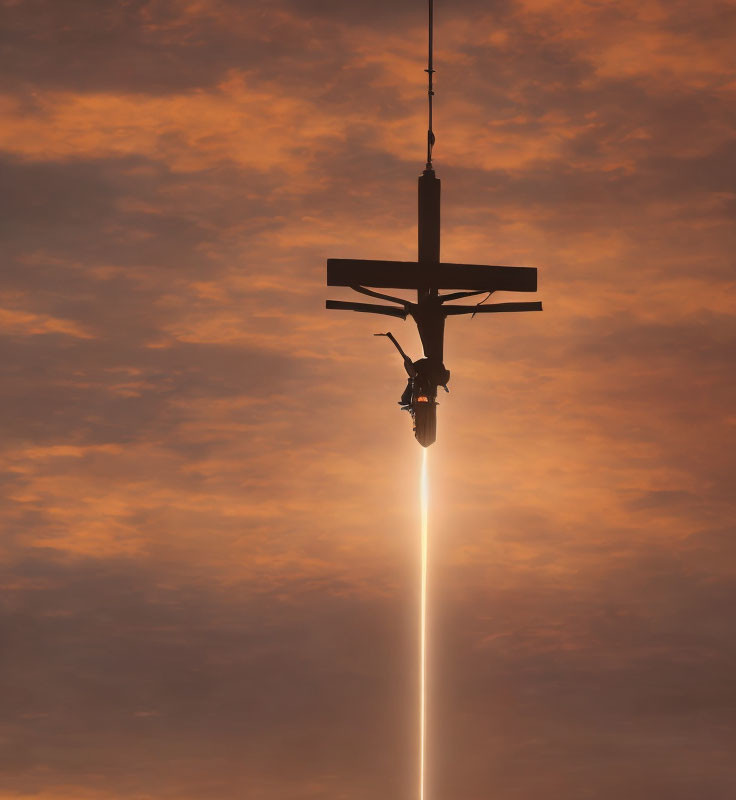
top-left (419, 447), bottom-right (429, 800)
top-left (425, 0), bottom-right (435, 169)
top-left (471, 291), bottom-right (493, 318)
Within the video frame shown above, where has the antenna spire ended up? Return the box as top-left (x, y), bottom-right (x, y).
top-left (425, 0), bottom-right (435, 171)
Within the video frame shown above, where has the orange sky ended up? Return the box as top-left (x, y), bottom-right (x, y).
top-left (2, 0), bottom-right (735, 798)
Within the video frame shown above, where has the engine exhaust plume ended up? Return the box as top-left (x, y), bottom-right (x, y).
top-left (420, 448), bottom-right (429, 800)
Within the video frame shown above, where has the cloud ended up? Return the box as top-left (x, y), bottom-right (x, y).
top-left (1, 0), bottom-right (735, 797)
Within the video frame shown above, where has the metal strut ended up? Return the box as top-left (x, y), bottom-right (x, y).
top-left (425, 0), bottom-right (435, 169)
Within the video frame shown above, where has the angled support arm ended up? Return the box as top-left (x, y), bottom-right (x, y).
top-left (326, 300), bottom-right (409, 319)
top-left (443, 301), bottom-right (543, 316)
top-left (439, 289), bottom-right (495, 303)
top-left (350, 285), bottom-right (412, 307)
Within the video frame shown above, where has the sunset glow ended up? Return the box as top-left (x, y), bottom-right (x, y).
top-left (2, 1), bottom-right (735, 798)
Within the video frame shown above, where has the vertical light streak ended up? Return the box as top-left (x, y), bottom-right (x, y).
top-left (420, 448), bottom-right (429, 800)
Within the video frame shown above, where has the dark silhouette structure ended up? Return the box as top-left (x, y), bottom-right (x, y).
top-left (325, 2), bottom-right (542, 447)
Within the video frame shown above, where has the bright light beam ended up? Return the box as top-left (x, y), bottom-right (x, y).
top-left (419, 448), bottom-right (429, 800)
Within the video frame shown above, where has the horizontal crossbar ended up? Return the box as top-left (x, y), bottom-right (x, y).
top-left (327, 258), bottom-right (537, 292)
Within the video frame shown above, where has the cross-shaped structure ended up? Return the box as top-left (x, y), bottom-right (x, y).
top-left (325, 167), bottom-right (542, 446)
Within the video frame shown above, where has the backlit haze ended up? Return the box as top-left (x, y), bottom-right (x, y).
top-left (2, 1), bottom-right (735, 798)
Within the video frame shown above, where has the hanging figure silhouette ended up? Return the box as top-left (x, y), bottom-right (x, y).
top-left (375, 331), bottom-right (450, 410)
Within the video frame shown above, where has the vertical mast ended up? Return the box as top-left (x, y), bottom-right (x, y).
top-left (418, 0), bottom-right (440, 303)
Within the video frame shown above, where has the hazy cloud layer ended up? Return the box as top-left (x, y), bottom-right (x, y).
top-left (1, 0), bottom-right (734, 797)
